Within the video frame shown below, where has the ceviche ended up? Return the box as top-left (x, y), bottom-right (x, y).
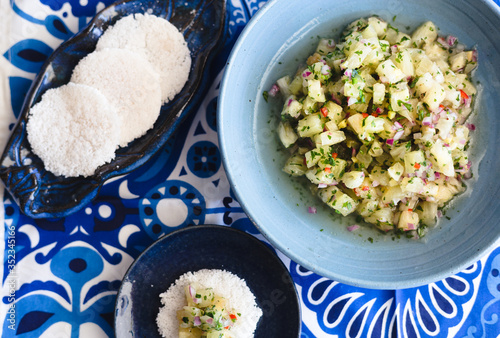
top-left (268, 17), bottom-right (478, 237)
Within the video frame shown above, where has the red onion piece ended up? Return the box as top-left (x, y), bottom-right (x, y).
top-left (472, 49), bottom-right (478, 62)
top-left (269, 84), bottom-right (280, 97)
top-left (194, 316), bottom-right (201, 326)
top-left (386, 138), bottom-right (394, 146)
top-left (189, 285), bottom-right (200, 304)
top-left (308, 206), bottom-right (317, 214)
top-left (394, 129), bottom-right (404, 140)
top-left (466, 123), bottom-right (476, 131)
top-left (347, 224), bottom-right (360, 232)
top-left (393, 121), bottom-right (403, 130)
top-left (464, 98), bottom-right (472, 108)
top-left (447, 35), bottom-right (457, 46)
top-left (422, 116), bottom-right (432, 126)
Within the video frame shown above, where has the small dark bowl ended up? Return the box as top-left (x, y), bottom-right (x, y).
top-left (114, 225), bottom-right (301, 337)
top-left (0, 0), bottom-right (227, 218)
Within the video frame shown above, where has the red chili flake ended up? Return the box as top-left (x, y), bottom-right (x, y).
top-left (321, 107), bottom-right (329, 117)
top-left (460, 89), bottom-right (469, 99)
top-left (324, 167), bottom-right (331, 173)
top-left (362, 113), bottom-right (369, 118)
top-left (408, 208), bottom-right (413, 212)
top-left (362, 186), bottom-right (370, 191)
top-left (414, 163), bottom-right (421, 169)
top-left (303, 157), bottom-right (307, 166)
top-left (332, 152), bottom-right (338, 159)
top-left (372, 112), bottom-right (378, 117)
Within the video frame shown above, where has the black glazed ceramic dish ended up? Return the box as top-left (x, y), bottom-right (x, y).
top-left (0, 0), bottom-right (227, 218)
top-left (114, 225), bottom-right (301, 337)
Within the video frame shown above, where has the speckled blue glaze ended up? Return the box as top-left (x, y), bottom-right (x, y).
top-left (114, 225), bottom-right (301, 337)
top-left (0, 0), bottom-right (228, 218)
top-left (218, 0), bottom-right (500, 289)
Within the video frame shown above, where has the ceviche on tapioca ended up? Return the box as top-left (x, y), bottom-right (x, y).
top-left (266, 16), bottom-right (478, 238)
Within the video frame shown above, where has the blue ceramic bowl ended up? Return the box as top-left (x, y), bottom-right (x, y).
top-left (114, 225), bottom-right (301, 337)
top-left (0, 0), bottom-right (227, 218)
top-left (218, 0), bottom-right (500, 289)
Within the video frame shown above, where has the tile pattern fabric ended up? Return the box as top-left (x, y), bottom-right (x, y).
top-left (0, 0), bottom-right (499, 337)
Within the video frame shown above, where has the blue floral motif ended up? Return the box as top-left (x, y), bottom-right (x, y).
top-left (242, 0), bottom-right (265, 16)
top-left (205, 97), bottom-right (218, 131)
top-left (3, 39), bottom-right (53, 74)
top-left (292, 258), bottom-right (484, 337)
top-left (227, 0), bottom-right (252, 38)
top-left (186, 141), bottom-right (221, 178)
top-left (42, 15), bottom-right (74, 40)
top-left (394, 262), bottom-right (482, 337)
top-left (456, 247), bottom-right (500, 338)
top-left (3, 194), bottom-right (147, 271)
top-left (11, 1), bottom-right (75, 39)
top-left (40, 0), bottom-right (116, 17)
top-left (139, 180), bottom-right (207, 239)
top-left (291, 261), bottom-right (396, 337)
top-left (226, 0), bottom-right (266, 39)
top-left (2, 247), bottom-right (115, 337)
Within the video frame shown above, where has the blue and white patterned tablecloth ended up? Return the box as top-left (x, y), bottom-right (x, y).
top-left (1, 0), bottom-right (500, 337)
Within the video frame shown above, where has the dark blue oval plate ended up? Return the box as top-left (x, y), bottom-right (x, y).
top-left (114, 225), bottom-right (301, 337)
top-left (0, 0), bottom-right (227, 218)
